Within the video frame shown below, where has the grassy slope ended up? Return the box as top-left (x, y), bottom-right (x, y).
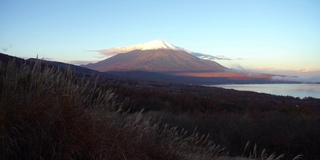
top-left (0, 61), bottom-right (229, 160)
top-left (0, 60), bottom-right (307, 160)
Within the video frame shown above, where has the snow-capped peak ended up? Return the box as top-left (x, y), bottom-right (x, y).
top-left (141, 40), bottom-right (179, 50)
top-left (96, 40), bottom-right (230, 63)
top-left (98, 40), bottom-right (188, 55)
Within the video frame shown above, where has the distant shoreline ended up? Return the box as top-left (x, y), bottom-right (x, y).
top-left (210, 83), bottom-right (320, 99)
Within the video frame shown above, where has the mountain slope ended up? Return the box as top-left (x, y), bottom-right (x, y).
top-left (0, 53), bottom-right (99, 75)
top-left (85, 49), bottom-right (226, 72)
top-left (83, 40), bottom-right (281, 84)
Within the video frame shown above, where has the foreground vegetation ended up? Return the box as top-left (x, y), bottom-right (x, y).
top-left (1, 59), bottom-right (317, 159)
top-left (0, 61), bottom-right (229, 160)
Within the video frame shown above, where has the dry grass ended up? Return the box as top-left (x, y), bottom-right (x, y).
top-left (0, 61), bottom-right (175, 159)
top-left (0, 60), bottom-right (300, 160)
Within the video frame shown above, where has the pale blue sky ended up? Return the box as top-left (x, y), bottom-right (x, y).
top-left (1, 0), bottom-right (319, 74)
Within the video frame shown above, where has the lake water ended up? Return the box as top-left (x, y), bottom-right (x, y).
top-left (211, 84), bottom-right (320, 99)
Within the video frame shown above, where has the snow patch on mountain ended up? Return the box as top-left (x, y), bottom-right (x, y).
top-left (190, 52), bottom-right (231, 61)
top-left (98, 40), bottom-right (190, 55)
top-left (141, 40), bottom-right (179, 50)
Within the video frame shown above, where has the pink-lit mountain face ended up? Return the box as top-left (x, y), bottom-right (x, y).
top-left (84, 40), bottom-right (226, 72)
top-left (83, 40), bottom-right (276, 83)
top-left (85, 49), bottom-right (226, 72)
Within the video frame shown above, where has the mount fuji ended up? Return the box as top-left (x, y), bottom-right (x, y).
top-left (85, 40), bottom-right (226, 72)
top-left (83, 40), bottom-right (275, 84)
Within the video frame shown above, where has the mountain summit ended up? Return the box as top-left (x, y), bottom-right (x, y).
top-left (98, 40), bottom-right (190, 55)
top-left (98, 40), bottom-right (230, 62)
top-left (85, 40), bottom-right (226, 72)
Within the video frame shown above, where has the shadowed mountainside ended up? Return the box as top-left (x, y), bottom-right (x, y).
top-left (0, 53), bottom-right (98, 75)
top-left (106, 70), bottom-right (276, 85)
